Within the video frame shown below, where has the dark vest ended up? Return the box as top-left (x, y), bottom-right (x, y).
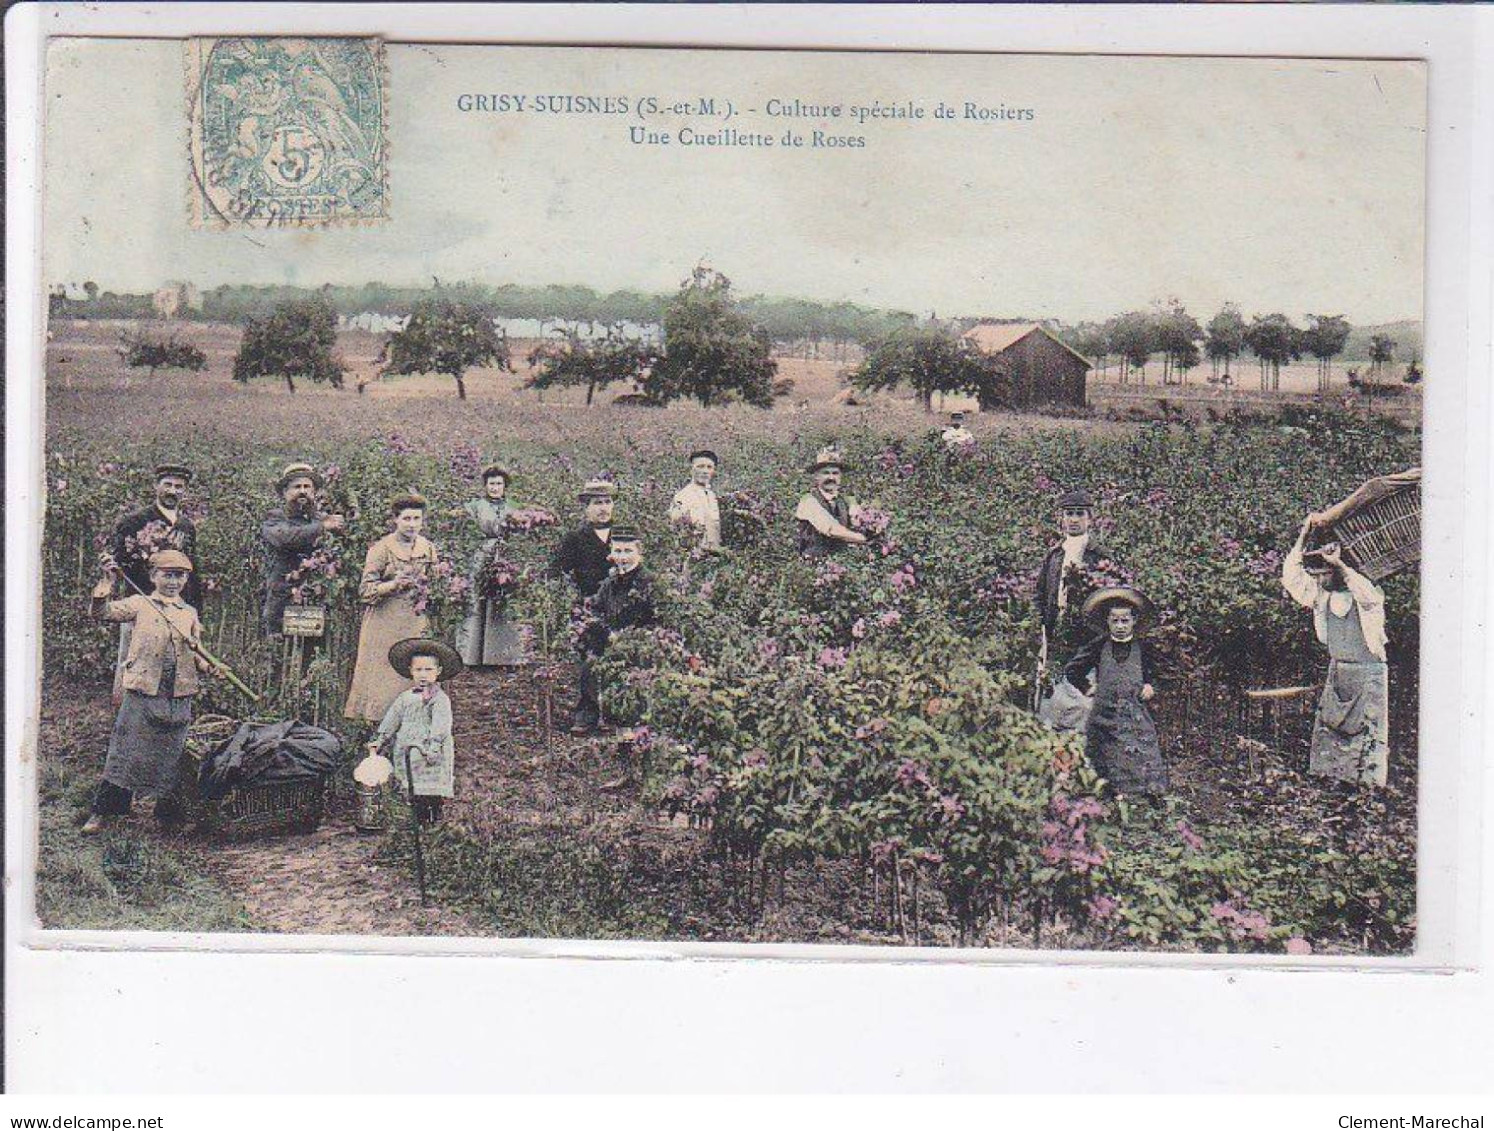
top-left (797, 492), bottom-right (851, 559)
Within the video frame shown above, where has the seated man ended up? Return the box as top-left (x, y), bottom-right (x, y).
top-left (572, 527), bottom-right (655, 735)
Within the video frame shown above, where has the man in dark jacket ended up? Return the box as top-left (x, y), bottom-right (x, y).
top-left (106, 463), bottom-right (199, 703)
top-left (552, 478), bottom-right (616, 600)
top-left (1034, 488), bottom-right (1109, 644)
top-left (572, 527), bottom-right (654, 735)
top-left (109, 463), bottom-right (200, 607)
top-left (260, 462), bottom-right (344, 636)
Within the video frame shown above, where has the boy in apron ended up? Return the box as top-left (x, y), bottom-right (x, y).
top-left (367, 638), bottom-right (463, 825)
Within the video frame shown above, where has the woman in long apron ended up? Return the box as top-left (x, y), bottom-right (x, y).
top-left (453, 465), bottom-right (524, 667)
top-left (343, 494), bottom-right (439, 723)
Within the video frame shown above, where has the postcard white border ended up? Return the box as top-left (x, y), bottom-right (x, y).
top-left (6, 2), bottom-right (1492, 1091)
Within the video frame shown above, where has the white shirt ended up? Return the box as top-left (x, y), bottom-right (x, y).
top-left (1055, 534), bottom-right (1090, 611)
top-left (669, 482), bottom-right (721, 549)
top-left (942, 426), bottom-right (974, 448)
top-left (1281, 543), bottom-right (1388, 661)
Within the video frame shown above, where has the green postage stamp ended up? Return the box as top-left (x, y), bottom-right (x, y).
top-left (186, 37), bottom-right (387, 228)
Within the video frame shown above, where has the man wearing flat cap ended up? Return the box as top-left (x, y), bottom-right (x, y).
top-left (105, 463), bottom-right (200, 702)
top-left (1033, 487), bottom-right (1116, 725)
top-left (552, 477), bottom-right (617, 601)
top-left (1034, 488), bottom-right (1111, 646)
top-left (572, 527), bottom-right (655, 735)
top-left (668, 449), bottom-right (723, 552)
top-left (260, 462), bottom-right (345, 636)
top-left (795, 447), bottom-right (868, 558)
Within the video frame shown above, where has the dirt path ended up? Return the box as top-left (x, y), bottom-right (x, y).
top-left (200, 819), bottom-right (484, 937)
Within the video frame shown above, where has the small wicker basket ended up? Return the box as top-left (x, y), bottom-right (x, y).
top-left (1315, 468), bottom-right (1421, 583)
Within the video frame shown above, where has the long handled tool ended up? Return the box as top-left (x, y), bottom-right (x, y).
top-left (112, 571), bottom-right (261, 703)
top-left (1031, 625), bottom-right (1049, 713)
top-left (403, 747), bottom-right (430, 906)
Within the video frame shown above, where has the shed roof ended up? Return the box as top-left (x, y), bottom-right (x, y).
top-left (962, 322), bottom-right (1093, 369)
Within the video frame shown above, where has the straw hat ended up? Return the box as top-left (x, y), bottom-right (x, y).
top-left (579, 478), bottom-right (617, 501)
top-left (807, 446), bottom-right (846, 474)
top-left (387, 637), bottom-right (464, 679)
top-left (1081, 586), bottom-right (1153, 625)
top-left (277, 462), bottom-right (323, 492)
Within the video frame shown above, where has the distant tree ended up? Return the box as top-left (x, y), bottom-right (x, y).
top-left (1204, 304), bottom-right (1247, 383)
top-left (379, 294), bottom-right (511, 400)
top-left (232, 296), bottom-right (345, 393)
top-left (83, 280), bottom-right (99, 302)
top-left (1302, 314), bottom-right (1353, 393)
top-left (851, 324), bottom-right (1008, 411)
top-left (1153, 300), bottom-right (1203, 385)
top-left (644, 267), bottom-right (779, 408)
top-left (1244, 313), bottom-right (1300, 391)
top-left (1108, 311), bottom-right (1158, 384)
top-left (117, 329), bottom-right (207, 378)
top-left (1369, 333), bottom-right (1397, 382)
top-left (1064, 323), bottom-right (1113, 376)
top-left (1404, 348), bottom-right (1422, 385)
top-left (526, 326), bottom-right (657, 406)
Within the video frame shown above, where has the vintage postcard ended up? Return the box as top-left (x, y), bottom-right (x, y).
top-left (28, 36), bottom-right (1429, 959)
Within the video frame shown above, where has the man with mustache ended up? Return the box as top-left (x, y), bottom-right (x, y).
top-left (794, 447), bottom-right (867, 558)
top-left (106, 463), bottom-right (199, 703)
top-left (260, 462), bottom-right (345, 637)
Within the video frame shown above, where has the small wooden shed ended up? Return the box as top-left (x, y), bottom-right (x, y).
top-left (962, 322), bottom-right (1091, 409)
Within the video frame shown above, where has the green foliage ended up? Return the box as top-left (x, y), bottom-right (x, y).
top-left (117, 330), bottom-right (207, 375)
top-left (850, 324), bottom-right (1007, 411)
top-left (645, 268), bottom-right (779, 408)
top-left (231, 296), bottom-right (345, 393)
top-left (42, 407), bottom-right (1420, 952)
top-left (525, 327), bottom-right (657, 406)
top-left (379, 293), bottom-right (512, 399)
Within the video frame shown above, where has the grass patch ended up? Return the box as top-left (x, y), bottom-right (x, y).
top-left (34, 698), bottom-right (253, 933)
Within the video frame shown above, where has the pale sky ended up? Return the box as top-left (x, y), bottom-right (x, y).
top-left (44, 40), bottom-right (1426, 324)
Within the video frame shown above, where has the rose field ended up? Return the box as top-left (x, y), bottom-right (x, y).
top-left (35, 322), bottom-right (1420, 953)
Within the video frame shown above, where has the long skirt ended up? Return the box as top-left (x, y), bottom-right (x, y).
top-left (1309, 659), bottom-right (1390, 787)
top-left (102, 687), bottom-right (194, 798)
top-left (457, 598), bottom-right (526, 667)
top-left (344, 600), bottom-right (428, 722)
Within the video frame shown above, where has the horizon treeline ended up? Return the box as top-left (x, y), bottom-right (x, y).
top-left (47, 281), bottom-right (1422, 366)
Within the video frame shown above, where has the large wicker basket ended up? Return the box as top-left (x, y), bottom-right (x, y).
top-left (180, 715), bottom-right (329, 838)
top-left (1315, 467), bottom-right (1421, 582)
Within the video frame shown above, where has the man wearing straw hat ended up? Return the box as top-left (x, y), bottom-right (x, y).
top-left (1063, 585), bottom-right (1168, 798)
top-left (105, 462), bottom-right (200, 702)
top-left (260, 462), bottom-right (345, 637)
top-left (1281, 514), bottom-right (1391, 787)
top-left (572, 527), bottom-right (655, 735)
top-left (795, 447), bottom-right (868, 558)
top-left (552, 477), bottom-right (617, 600)
top-left (668, 448), bottom-right (723, 552)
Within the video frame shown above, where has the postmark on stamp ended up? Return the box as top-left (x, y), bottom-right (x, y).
top-left (186, 37), bottom-right (387, 229)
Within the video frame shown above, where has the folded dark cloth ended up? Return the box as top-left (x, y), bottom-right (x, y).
top-left (198, 720), bottom-right (343, 799)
